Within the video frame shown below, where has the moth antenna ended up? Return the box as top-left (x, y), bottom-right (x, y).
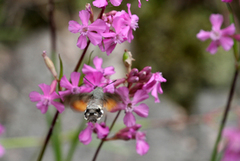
top-left (102, 80), bottom-right (117, 88)
top-left (83, 77), bottom-right (95, 87)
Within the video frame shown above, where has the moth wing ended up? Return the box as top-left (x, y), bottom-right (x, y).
top-left (64, 94), bottom-right (91, 112)
top-left (103, 93), bottom-right (121, 112)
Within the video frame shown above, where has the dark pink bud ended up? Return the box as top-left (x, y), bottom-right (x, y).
top-left (129, 83), bottom-right (143, 95)
top-left (141, 66), bottom-right (152, 74)
top-left (128, 68), bottom-right (139, 77)
top-left (128, 76), bottom-right (139, 83)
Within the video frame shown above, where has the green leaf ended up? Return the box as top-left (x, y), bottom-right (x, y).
top-left (58, 54), bottom-right (63, 80)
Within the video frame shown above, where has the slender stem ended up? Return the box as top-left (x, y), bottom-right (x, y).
top-left (74, 40), bottom-right (90, 72)
top-left (210, 69), bottom-right (239, 161)
top-left (37, 111), bottom-right (60, 161)
top-left (92, 110), bottom-right (122, 161)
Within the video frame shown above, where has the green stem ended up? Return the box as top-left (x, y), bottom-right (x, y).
top-left (92, 110), bottom-right (122, 161)
top-left (210, 69), bottom-right (239, 161)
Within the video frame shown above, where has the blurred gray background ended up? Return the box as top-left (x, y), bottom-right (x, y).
top-left (1, 0), bottom-right (240, 160)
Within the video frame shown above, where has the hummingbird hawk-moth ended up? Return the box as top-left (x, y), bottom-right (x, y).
top-left (64, 86), bottom-right (121, 123)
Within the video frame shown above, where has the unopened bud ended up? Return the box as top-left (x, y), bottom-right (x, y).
top-left (128, 76), bottom-right (139, 83)
top-left (128, 68), bottom-right (139, 77)
top-left (123, 50), bottom-right (135, 73)
top-left (129, 83), bottom-right (143, 95)
top-left (86, 3), bottom-right (94, 23)
top-left (42, 51), bottom-right (58, 79)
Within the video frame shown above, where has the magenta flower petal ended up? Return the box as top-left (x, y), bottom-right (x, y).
top-left (58, 90), bottom-right (71, 100)
top-left (82, 64), bottom-right (97, 74)
top-left (151, 86), bottom-right (160, 103)
top-left (116, 87), bottom-right (130, 104)
top-left (206, 41), bottom-right (218, 54)
top-left (79, 10), bottom-right (90, 26)
top-left (136, 140), bottom-right (149, 156)
top-left (89, 19), bottom-right (107, 33)
top-left (0, 145), bottom-right (5, 158)
top-left (219, 37), bottom-right (234, 51)
top-left (39, 84), bottom-right (51, 95)
top-left (196, 30), bottom-right (211, 41)
top-left (77, 35), bottom-right (87, 49)
top-left (138, 0), bottom-right (142, 8)
top-left (93, 0), bottom-right (108, 8)
top-left (87, 32), bottom-right (103, 46)
top-left (110, 0), bottom-right (122, 6)
top-left (51, 101), bottom-right (65, 113)
top-left (132, 90), bottom-right (149, 105)
top-left (222, 24), bottom-right (235, 36)
top-left (222, 0), bottom-right (232, 3)
top-left (71, 72), bottom-right (81, 86)
top-left (68, 20), bottom-right (81, 33)
top-left (84, 72), bottom-right (104, 87)
top-left (133, 103), bottom-right (149, 117)
top-left (60, 75), bottom-right (72, 89)
top-left (210, 14), bottom-right (223, 30)
top-left (36, 102), bottom-right (48, 114)
top-left (29, 91), bottom-right (42, 102)
top-left (95, 123), bottom-right (109, 139)
top-left (104, 66), bottom-right (115, 75)
top-left (93, 56), bottom-right (103, 70)
top-left (124, 112), bottom-right (136, 127)
top-left (79, 123), bottom-right (94, 145)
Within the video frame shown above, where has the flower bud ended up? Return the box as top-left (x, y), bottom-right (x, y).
top-left (128, 68), bottom-right (139, 77)
top-left (85, 3), bottom-right (94, 23)
top-left (42, 51), bottom-right (58, 79)
top-left (123, 50), bottom-right (135, 73)
top-left (128, 76), bottom-right (139, 83)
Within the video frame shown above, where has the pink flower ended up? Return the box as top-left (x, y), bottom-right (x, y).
top-left (115, 3), bottom-right (139, 43)
top-left (29, 81), bottom-right (65, 114)
top-left (114, 124), bottom-right (149, 155)
top-left (197, 14), bottom-right (235, 54)
top-left (99, 17), bottom-right (127, 55)
top-left (136, 132), bottom-right (149, 155)
top-left (93, 0), bottom-right (122, 8)
top-left (222, 0), bottom-right (232, 2)
top-left (115, 124), bottom-right (142, 140)
top-left (84, 72), bottom-right (115, 93)
top-left (79, 122), bottom-right (109, 145)
top-left (222, 127), bottom-right (240, 161)
top-left (68, 10), bottom-right (107, 49)
top-left (59, 72), bottom-right (88, 99)
top-left (82, 56), bottom-right (115, 76)
top-left (143, 72), bottom-right (166, 103)
top-left (116, 87), bottom-right (149, 127)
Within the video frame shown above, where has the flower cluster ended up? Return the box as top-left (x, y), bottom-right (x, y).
top-left (69, 3), bottom-right (139, 55)
top-left (74, 56), bottom-right (166, 155)
top-left (29, 0), bottom-right (164, 157)
top-left (0, 124), bottom-right (5, 158)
